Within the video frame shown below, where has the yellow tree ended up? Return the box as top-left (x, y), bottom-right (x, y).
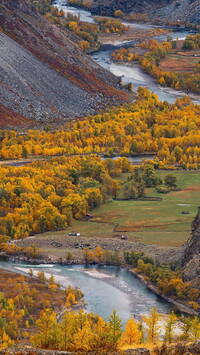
top-left (0, 331), bottom-right (14, 350)
top-left (91, 317), bottom-right (114, 353)
top-left (120, 318), bottom-right (142, 345)
top-left (142, 307), bottom-right (161, 343)
top-left (189, 317), bottom-right (200, 341)
top-left (66, 292), bottom-right (77, 308)
top-left (85, 188), bottom-right (102, 209)
top-left (94, 246), bottom-right (105, 263)
top-left (73, 319), bottom-right (93, 352)
top-left (31, 308), bottom-right (57, 348)
top-left (58, 311), bottom-right (76, 350)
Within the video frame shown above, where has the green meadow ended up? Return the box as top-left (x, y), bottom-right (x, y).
top-left (38, 170), bottom-right (200, 248)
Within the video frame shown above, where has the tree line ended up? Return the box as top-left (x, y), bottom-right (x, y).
top-left (1, 88), bottom-right (200, 169)
top-left (124, 250), bottom-right (199, 308)
top-left (0, 151), bottom-right (179, 244)
top-left (0, 155), bottom-right (134, 241)
top-left (30, 307), bottom-right (200, 352)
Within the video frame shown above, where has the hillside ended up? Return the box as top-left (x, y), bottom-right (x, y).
top-left (0, 103), bottom-right (39, 129)
top-left (0, 0), bottom-right (127, 126)
top-left (182, 207), bottom-right (200, 289)
top-left (91, 0), bottom-right (200, 25)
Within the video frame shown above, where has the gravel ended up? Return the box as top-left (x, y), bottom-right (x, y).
top-left (0, 33), bottom-right (98, 121)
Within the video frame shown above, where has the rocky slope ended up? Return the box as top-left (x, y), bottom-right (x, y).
top-left (91, 0), bottom-right (200, 25)
top-left (0, 0), bottom-right (127, 127)
top-left (0, 103), bottom-right (39, 129)
top-left (0, 33), bottom-right (99, 123)
top-left (182, 207), bottom-right (200, 289)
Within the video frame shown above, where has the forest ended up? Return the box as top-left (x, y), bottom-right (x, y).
top-left (0, 155), bottom-right (133, 239)
top-left (1, 153), bottom-right (177, 241)
top-left (1, 268), bottom-right (200, 352)
top-left (0, 88), bottom-right (200, 169)
top-left (1, 0), bottom-right (200, 353)
top-left (0, 88), bottom-right (200, 242)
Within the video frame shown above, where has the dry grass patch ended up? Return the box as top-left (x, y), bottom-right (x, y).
top-left (159, 53), bottom-right (199, 73)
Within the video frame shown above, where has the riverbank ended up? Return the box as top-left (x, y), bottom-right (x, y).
top-left (4, 232), bottom-right (183, 264)
top-left (129, 269), bottom-right (198, 316)
top-left (110, 60), bottom-right (200, 103)
top-left (1, 262), bottom-right (199, 354)
top-left (111, 36), bottom-right (200, 98)
top-left (1, 248), bottom-right (198, 317)
top-left (99, 27), bottom-right (169, 45)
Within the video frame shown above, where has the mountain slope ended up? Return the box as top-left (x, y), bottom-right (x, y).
top-left (91, 0), bottom-right (200, 25)
top-left (0, 32), bottom-right (99, 122)
top-left (182, 207), bottom-right (200, 289)
top-left (0, 103), bottom-right (38, 129)
top-left (0, 0), bottom-right (127, 126)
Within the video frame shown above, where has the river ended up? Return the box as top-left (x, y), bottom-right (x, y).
top-left (0, 3), bottom-right (196, 325)
top-left (0, 261), bottom-right (179, 324)
top-left (53, 0), bottom-right (200, 104)
top-left (0, 154), bottom-right (156, 167)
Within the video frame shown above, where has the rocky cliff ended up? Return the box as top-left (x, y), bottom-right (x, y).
top-left (91, 0), bottom-right (200, 25)
top-left (91, 0), bottom-right (172, 16)
top-left (0, 0), bottom-right (127, 127)
top-left (182, 207), bottom-right (200, 289)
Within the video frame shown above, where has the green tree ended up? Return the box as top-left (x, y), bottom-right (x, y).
top-left (164, 174), bottom-right (177, 189)
top-left (108, 310), bottom-right (122, 343)
top-left (182, 40), bottom-right (196, 50)
top-left (164, 311), bottom-right (177, 343)
top-left (143, 165), bottom-right (160, 187)
top-left (22, 146), bottom-right (28, 158)
top-left (190, 316), bottom-right (200, 341)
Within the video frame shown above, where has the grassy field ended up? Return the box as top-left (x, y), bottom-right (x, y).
top-left (37, 170), bottom-right (200, 249)
top-left (159, 47), bottom-right (200, 73)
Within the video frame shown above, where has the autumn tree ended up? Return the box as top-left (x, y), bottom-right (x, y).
top-left (31, 308), bottom-right (57, 348)
top-left (120, 318), bottom-right (142, 345)
top-left (142, 307), bottom-right (161, 343)
top-left (164, 311), bottom-right (177, 343)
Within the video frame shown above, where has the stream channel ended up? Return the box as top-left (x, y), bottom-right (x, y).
top-left (53, 0), bottom-right (200, 104)
top-left (0, 261), bottom-right (181, 324)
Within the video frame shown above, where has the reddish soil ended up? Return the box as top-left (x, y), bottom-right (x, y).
top-left (159, 47), bottom-right (200, 73)
top-left (0, 0), bottom-right (127, 101)
top-left (0, 104), bottom-right (38, 129)
top-left (115, 220), bottom-right (186, 232)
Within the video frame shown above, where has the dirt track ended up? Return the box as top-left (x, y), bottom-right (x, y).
top-left (14, 233), bottom-right (184, 264)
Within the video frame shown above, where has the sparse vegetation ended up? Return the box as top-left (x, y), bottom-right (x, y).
top-left (0, 268), bottom-right (83, 350)
top-left (124, 250), bottom-right (199, 303)
top-left (0, 269), bottom-right (199, 352)
top-left (112, 35), bottom-right (200, 94)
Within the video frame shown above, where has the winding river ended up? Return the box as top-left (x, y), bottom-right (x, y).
top-left (0, 261), bottom-right (180, 324)
top-left (53, 0), bottom-right (200, 104)
top-left (0, 3), bottom-right (196, 325)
